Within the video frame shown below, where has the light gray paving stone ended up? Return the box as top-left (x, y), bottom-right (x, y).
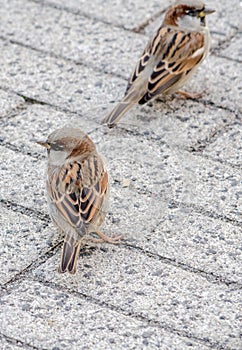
top-left (169, 55), bottom-right (241, 112)
top-left (2, 127), bottom-right (240, 283)
top-left (0, 37), bottom-right (241, 124)
top-left (32, 248), bottom-right (241, 349)
top-left (0, 104), bottom-right (98, 156)
top-left (154, 210), bottom-right (242, 282)
top-left (1, 128), bottom-right (241, 227)
top-left (98, 134), bottom-right (242, 223)
top-left (106, 188), bottom-right (242, 283)
top-left (0, 147), bottom-right (47, 213)
top-left (144, 0), bottom-right (241, 50)
top-left (103, 98), bottom-right (237, 148)
top-left (0, 101), bottom-right (236, 160)
top-left (0, 207), bottom-right (54, 285)
top-left (0, 1), bottom-right (241, 350)
top-left (162, 151), bottom-right (241, 223)
top-left (0, 0), bottom-right (147, 79)
top-left (2, 140), bottom-right (240, 283)
top-left (0, 280), bottom-right (212, 350)
top-left (203, 122), bottom-right (242, 166)
top-left (101, 44), bottom-right (242, 114)
top-left (0, 89), bottom-right (25, 118)
top-left (220, 32), bottom-right (242, 62)
top-left (0, 39), bottom-right (123, 118)
top-left (33, 0), bottom-right (168, 30)
top-left (0, 337), bottom-right (26, 350)
top-left (0, 144), bottom-right (171, 242)
top-left (208, 0), bottom-right (242, 48)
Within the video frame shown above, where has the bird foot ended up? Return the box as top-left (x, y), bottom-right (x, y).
top-left (176, 90), bottom-right (204, 99)
top-left (88, 230), bottom-right (124, 244)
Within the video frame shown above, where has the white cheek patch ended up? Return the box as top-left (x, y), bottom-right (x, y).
top-left (192, 47), bottom-right (205, 58)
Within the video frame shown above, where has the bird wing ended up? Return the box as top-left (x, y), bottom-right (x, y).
top-left (126, 25), bottom-right (205, 103)
top-left (46, 157), bottom-right (109, 233)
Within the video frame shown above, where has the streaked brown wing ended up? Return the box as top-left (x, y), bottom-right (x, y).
top-left (46, 157), bottom-right (109, 231)
top-left (139, 28), bottom-right (205, 103)
top-left (126, 25), bottom-right (170, 94)
top-left (126, 48), bottom-right (151, 94)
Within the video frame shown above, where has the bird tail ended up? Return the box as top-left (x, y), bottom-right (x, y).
top-left (58, 232), bottom-right (82, 274)
top-left (102, 89), bottom-right (142, 128)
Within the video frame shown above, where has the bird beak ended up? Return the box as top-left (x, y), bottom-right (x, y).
top-left (36, 140), bottom-right (51, 149)
top-left (200, 8), bottom-right (215, 16)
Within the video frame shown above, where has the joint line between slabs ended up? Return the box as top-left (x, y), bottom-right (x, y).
top-left (1, 205), bottom-right (240, 291)
top-left (29, 0), bottom-right (135, 33)
top-left (1, 92), bottom-right (239, 173)
top-left (0, 199), bottom-right (50, 223)
top-left (1, 241), bottom-right (62, 290)
top-left (0, 35), bottom-right (240, 120)
top-left (1, 199), bottom-right (240, 289)
top-left (123, 244), bottom-right (242, 288)
top-left (0, 332), bottom-right (47, 350)
top-left (27, 278), bottom-right (235, 350)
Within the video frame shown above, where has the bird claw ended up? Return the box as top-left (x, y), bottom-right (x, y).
top-left (176, 90), bottom-right (205, 99)
top-left (88, 230), bottom-right (124, 245)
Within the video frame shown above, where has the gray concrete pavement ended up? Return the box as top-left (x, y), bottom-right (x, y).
top-left (0, 0), bottom-right (241, 349)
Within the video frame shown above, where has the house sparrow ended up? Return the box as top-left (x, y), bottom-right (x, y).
top-left (37, 127), bottom-right (122, 274)
top-left (102, 0), bottom-right (215, 128)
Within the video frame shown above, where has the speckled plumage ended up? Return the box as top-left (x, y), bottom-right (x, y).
top-left (38, 127), bottom-right (121, 274)
top-left (102, 1), bottom-right (214, 128)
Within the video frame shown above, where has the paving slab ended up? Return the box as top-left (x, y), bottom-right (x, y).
top-left (163, 55), bottom-right (242, 112)
top-left (220, 32), bottom-right (242, 62)
top-left (0, 101), bottom-right (237, 162)
top-left (107, 187), bottom-right (242, 283)
top-left (203, 121), bottom-right (242, 167)
top-left (2, 144), bottom-right (240, 284)
top-left (0, 104), bottom-right (98, 157)
top-left (0, 1), bottom-right (241, 349)
top-left (0, 0), bottom-right (147, 78)
top-left (0, 39), bottom-right (123, 117)
top-left (3, 127), bottom-right (241, 225)
top-left (32, 248), bottom-right (241, 349)
top-left (32, 0), bottom-right (168, 30)
top-left (0, 280), bottom-right (213, 350)
top-left (0, 337), bottom-right (27, 350)
top-left (0, 207), bottom-right (53, 285)
top-left (103, 98), bottom-right (237, 149)
top-left (0, 146), bottom-right (47, 213)
top-left (0, 89), bottom-right (25, 118)
top-left (97, 134), bottom-right (242, 223)
top-left (0, 36), bottom-right (241, 126)
top-left (1, 124), bottom-right (241, 284)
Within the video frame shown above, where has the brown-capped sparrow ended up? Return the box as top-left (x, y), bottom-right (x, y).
top-left (37, 127), bottom-right (122, 274)
top-left (102, 0), bottom-right (215, 128)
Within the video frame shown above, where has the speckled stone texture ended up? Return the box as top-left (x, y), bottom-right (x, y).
top-left (0, 0), bottom-right (241, 349)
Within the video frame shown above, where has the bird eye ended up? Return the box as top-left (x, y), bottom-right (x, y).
top-left (50, 143), bottom-right (64, 151)
top-left (186, 10), bottom-right (196, 16)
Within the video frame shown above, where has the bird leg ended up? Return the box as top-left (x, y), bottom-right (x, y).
top-left (176, 90), bottom-right (204, 99)
top-left (87, 230), bottom-right (124, 244)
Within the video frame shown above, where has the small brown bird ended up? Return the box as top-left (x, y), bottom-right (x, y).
top-left (102, 0), bottom-right (215, 128)
top-left (37, 127), bottom-right (122, 274)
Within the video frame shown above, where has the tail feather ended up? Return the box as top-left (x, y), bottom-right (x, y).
top-left (58, 233), bottom-right (82, 274)
top-left (102, 89), bottom-right (143, 128)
